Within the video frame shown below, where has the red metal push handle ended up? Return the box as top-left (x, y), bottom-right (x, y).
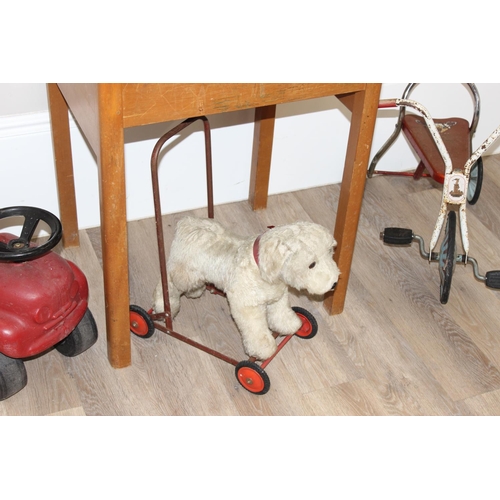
top-left (378, 98), bottom-right (398, 109)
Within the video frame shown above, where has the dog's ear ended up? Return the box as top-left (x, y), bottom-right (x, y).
top-left (257, 235), bottom-right (292, 284)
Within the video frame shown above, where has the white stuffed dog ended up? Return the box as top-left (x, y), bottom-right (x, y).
top-left (153, 216), bottom-right (340, 360)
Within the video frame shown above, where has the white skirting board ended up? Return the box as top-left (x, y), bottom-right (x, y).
top-left (1, 84), bottom-right (498, 231)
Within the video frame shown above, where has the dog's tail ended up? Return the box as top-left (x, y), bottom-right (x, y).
top-left (174, 216), bottom-right (225, 244)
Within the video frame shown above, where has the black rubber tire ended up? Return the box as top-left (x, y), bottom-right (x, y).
top-left (0, 353), bottom-right (27, 401)
top-left (129, 305), bottom-right (155, 338)
top-left (467, 157), bottom-right (483, 205)
top-left (439, 211), bottom-right (457, 304)
top-left (235, 360), bottom-right (270, 395)
top-left (55, 308), bottom-right (98, 357)
top-left (292, 306), bottom-right (318, 339)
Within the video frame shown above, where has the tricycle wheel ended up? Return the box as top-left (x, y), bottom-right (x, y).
top-left (130, 305), bottom-right (155, 338)
top-left (467, 157), bottom-right (483, 205)
top-left (0, 353), bottom-right (27, 401)
top-left (55, 308), bottom-right (98, 357)
top-left (292, 306), bottom-right (318, 339)
top-left (439, 211), bottom-right (457, 304)
top-left (235, 361), bottom-right (270, 395)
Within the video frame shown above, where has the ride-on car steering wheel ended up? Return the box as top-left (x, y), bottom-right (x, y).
top-left (0, 206), bottom-right (62, 262)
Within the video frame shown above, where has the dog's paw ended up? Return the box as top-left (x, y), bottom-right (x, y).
top-left (185, 285), bottom-right (206, 299)
top-left (268, 309), bottom-right (302, 336)
top-left (152, 281), bottom-right (165, 313)
top-left (152, 281), bottom-right (180, 317)
top-left (244, 333), bottom-right (277, 361)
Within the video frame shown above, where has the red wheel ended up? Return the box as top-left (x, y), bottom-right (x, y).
top-left (129, 305), bottom-right (155, 338)
top-left (292, 306), bottom-right (318, 339)
top-left (235, 361), bottom-right (270, 395)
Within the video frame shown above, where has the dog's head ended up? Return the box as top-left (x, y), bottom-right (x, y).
top-left (257, 222), bottom-right (340, 295)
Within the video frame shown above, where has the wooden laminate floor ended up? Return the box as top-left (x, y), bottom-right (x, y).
top-left (3, 155), bottom-right (500, 416)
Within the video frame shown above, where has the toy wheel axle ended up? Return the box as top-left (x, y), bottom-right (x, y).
top-left (292, 306), bottom-right (318, 339)
top-left (129, 305), bottom-right (155, 338)
top-left (235, 361), bottom-right (270, 395)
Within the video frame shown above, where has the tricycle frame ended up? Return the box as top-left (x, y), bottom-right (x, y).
top-left (377, 97), bottom-right (500, 303)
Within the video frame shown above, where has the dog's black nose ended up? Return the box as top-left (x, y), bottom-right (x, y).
top-left (331, 282), bottom-right (337, 291)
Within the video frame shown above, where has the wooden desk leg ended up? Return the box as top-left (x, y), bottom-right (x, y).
top-left (249, 105), bottom-right (276, 210)
top-left (324, 85), bottom-right (381, 315)
top-left (47, 84), bottom-right (80, 247)
top-left (97, 85), bottom-right (132, 368)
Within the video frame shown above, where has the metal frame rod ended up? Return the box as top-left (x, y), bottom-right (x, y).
top-left (150, 116), bottom-right (214, 330)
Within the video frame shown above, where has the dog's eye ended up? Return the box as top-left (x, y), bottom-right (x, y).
top-left (309, 262), bottom-right (316, 269)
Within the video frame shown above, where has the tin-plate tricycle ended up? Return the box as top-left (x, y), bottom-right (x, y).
top-left (374, 97), bottom-right (500, 303)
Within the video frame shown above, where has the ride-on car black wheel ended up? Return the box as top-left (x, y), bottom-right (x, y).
top-left (235, 360), bottom-right (270, 395)
top-left (129, 305), bottom-right (155, 338)
top-left (292, 306), bottom-right (318, 339)
top-left (0, 353), bottom-right (27, 401)
top-left (55, 308), bottom-right (98, 357)
top-left (467, 157), bottom-right (483, 205)
top-left (439, 211), bottom-right (457, 304)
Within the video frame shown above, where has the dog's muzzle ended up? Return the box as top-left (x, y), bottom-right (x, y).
top-left (331, 282), bottom-right (337, 291)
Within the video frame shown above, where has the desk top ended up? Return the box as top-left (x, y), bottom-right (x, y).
top-left (120, 83), bottom-right (368, 126)
top-left (57, 83), bottom-right (371, 153)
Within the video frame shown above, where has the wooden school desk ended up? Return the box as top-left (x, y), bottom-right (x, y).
top-left (47, 83), bottom-right (381, 368)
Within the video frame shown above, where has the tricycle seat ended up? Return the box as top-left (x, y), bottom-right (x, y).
top-left (402, 114), bottom-right (471, 183)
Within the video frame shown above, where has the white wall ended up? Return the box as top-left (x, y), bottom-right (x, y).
top-left (0, 84), bottom-right (49, 115)
top-left (1, 83), bottom-right (499, 230)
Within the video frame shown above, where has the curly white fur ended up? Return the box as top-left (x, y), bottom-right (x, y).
top-left (153, 216), bottom-right (340, 361)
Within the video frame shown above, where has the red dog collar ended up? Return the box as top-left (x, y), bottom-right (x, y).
top-left (253, 234), bottom-right (263, 266)
top-left (253, 226), bottom-right (274, 267)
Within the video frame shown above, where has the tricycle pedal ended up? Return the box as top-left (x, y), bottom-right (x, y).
top-left (485, 271), bottom-right (500, 289)
top-left (380, 227), bottom-right (414, 246)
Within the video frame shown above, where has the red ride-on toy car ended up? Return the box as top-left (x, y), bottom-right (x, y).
top-left (0, 206), bottom-right (98, 401)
